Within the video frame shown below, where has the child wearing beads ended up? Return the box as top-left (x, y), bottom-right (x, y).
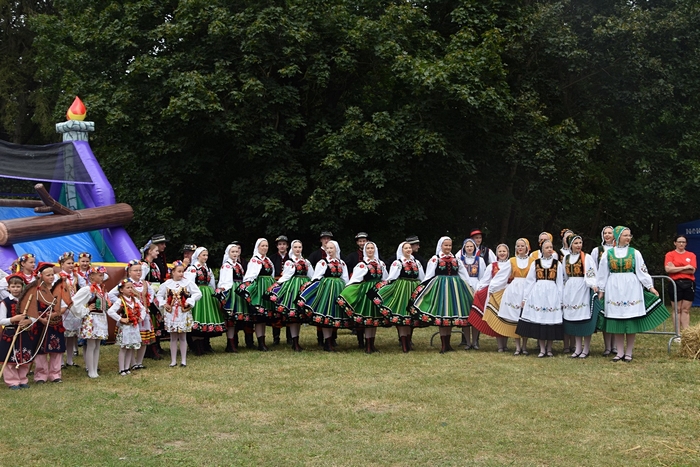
top-left (109, 260), bottom-right (158, 370)
top-left (0, 253), bottom-right (36, 299)
top-left (71, 267), bottom-right (110, 378)
top-left (0, 274), bottom-right (34, 389)
top-left (107, 279), bottom-right (146, 376)
top-left (58, 252), bottom-right (83, 367)
top-left (156, 261), bottom-right (201, 367)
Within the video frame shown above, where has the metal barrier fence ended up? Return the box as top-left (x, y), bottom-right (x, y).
top-left (430, 275), bottom-right (682, 354)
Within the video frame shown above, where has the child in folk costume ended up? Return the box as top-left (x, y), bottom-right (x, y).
top-left (297, 240), bottom-right (349, 351)
top-left (368, 241), bottom-right (425, 353)
top-left (562, 235), bottom-right (599, 358)
top-left (266, 240), bottom-right (314, 352)
top-left (33, 263), bottom-right (65, 383)
top-left (337, 241), bottom-right (388, 354)
top-left (517, 239), bottom-right (565, 357)
top-left (157, 261), bottom-right (201, 367)
top-left (75, 252), bottom-right (92, 285)
top-left (468, 244), bottom-right (509, 351)
top-left (236, 239), bottom-right (276, 351)
top-left (0, 274), bottom-right (35, 389)
top-left (58, 252), bottom-right (84, 367)
top-left (71, 267), bottom-right (110, 378)
top-left (458, 238), bottom-right (485, 349)
top-left (185, 247), bottom-right (225, 355)
top-left (0, 253), bottom-right (36, 299)
top-left (108, 279), bottom-right (146, 376)
top-left (109, 260), bottom-right (158, 369)
top-left (410, 236), bottom-right (474, 354)
top-left (483, 238), bottom-right (534, 355)
top-left (597, 226), bottom-right (667, 362)
top-left (590, 226), bottom-right (616, 356)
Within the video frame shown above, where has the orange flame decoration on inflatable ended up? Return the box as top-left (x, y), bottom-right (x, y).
top-left (66, 96), bottom-right (87, 121)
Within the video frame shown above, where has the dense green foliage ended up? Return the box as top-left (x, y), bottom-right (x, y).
top-left (1, 0), bottom-right (699, 266)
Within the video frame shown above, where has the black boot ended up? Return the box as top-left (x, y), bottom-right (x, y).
top-left (257, 336), bottom-right (269, 352)
top-left (317, 327), bottom-right (324, 346)
top-left (204, 338), bottom-right (214, 353)
top-left (439, 335), bottom-right (447, 354)
top-left (286, 327), bottom-right (293, 345)
top-left (324, 338), bottom-right (336, 352)
top-left (445, 334), bottom-right (454, 352)
top-left (292, 336), bottom-right (303, 352)
top-left (273, 327), bottom-right (281, 345)
top-left (331, 328), bottom-right (338, 347)
top-left (245, 332), bottom-right (255, 349)
top-left (357, 332), bottom-right (365, 349)
top-left (233, 333), bottom-right (239, 350)
top-left (400, 336), bottom-right (409, 353)
top-left (150, 343), bottom-right (162, 360)
top-left (226, 338), bottom-right (238, 353)
top-left (192, 339), bottom-right (204, 356)
top-left (365, 336), bottom-right (373, 354)
top-left (369, 337), bottom-right (379, 353)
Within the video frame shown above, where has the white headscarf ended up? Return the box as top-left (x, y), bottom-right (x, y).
top-left (221, 243), bottom-right (239, 266)
top-left (363, 241), bottom-right (380, 263)
top-left (253, 238), bottom-right (268, 258)
top-left (326, 240), bottom-right (341, 260)
top-left (435, 236), bottom-right (452, 256)
top-left (495, 243), bottom-right (510, 261)
top-left (395, 242), bottom-right (413, 261)
top-left (290, 239), bottom-right (303, 261)
top-left (601, 225), bottom-right (614, 247)
top-left (459, 238), bottom-right (477, 265)
top-left (191, 246), bottom-right (207, 267)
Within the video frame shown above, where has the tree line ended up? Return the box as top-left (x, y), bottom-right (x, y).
top-left (1, 0), bottom-right (699, 270)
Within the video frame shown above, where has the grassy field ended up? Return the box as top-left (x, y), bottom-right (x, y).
top-left (1, 314), bottom-right (699, 467)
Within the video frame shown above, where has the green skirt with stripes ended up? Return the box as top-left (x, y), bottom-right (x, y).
top-left (410, 275), bottom-right (473, 327)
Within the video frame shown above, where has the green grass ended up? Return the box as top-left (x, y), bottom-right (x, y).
top-left (1, 313), bottom-right (699, 466)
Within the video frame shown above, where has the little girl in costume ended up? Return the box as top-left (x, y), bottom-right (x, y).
top-left (58, 252), bottom-right (84, 367)
top-left (0, 253), bottom-right (36, 299)
top-left (71, 267), bottom-right (110, 378)
top-left (156, 261), bottom-right (201, 367)
top-left (0, 274), bottom-right (34, 389)
top-left (107, 279), bottom-right (145, 376)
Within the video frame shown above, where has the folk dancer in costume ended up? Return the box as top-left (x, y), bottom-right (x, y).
top-left (107, 279), bottom-right (146, 376)
top-left (590, 226), bottom-right (616, 356)
top-left (344, 232), bottom-right (370, 271)
top-left (141, 242), bottom-right (166, 358)
top-left (0, 274), bottom-right (35, 389)
top-left (483, 238), bottom-right (534, 355)
top-left (75, 252), bottom-right (92, 285)
top-left (405, 235), bottom-right (426, 268)
top-left (33, 262), bottom-right (65, 383)
top-left (468, 244), bottom-right (509, 351)
top-left (236, 239), bottom-right (276, 351)
top-left (58, 252), bottom-right (84, 368)
top-left (0, 253), bottom-right (36, 299)
top-left (149, 233), bottom-right (169, 280)
top-left (110, 260), bottom-right (158, 369)
top-left (597, 226), bottom-right (667, 362)
top-left (157, 261), bottom-right (201, 367)
top-left (530, 232), bottom-right (559, 261)
top-left (458, 238), bottom-right (486, 349)
top-left (471, 229), bottom-right (497, 265)
top-left (517, 239), bottom-right (564, 358)
top-left (266, 240), bottom-right (314, 352)
top-left (368, 242), bottom-right (425, 353)
top-left (270, 235), bottom-right (291, 346)
top-left (561, 235), bottom-right (599, 359)
top-left (410, 237), bottom-right (474, 354)
top-left (558, 229), bottom-right (575, 353)
top-left (307, 231), bottom-right (337, 346)
top-left (219, 242), bottom-right (248, 353)
top-left (71, 267), bottom-right (110, 378)
top-left (297, 240), bottom-right (349, 351)
top-left (337, 241), bottom-right (388, 354)
top-left (185, 247), bottom-right (225, 355)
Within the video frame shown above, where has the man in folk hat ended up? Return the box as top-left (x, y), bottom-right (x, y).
top-left (181, 244), bottom-right (197, 267)
top-left (308, 231), bottom-right (334, 267)
top-left (470, 229), bottom-right (496, 266)
top-left (270, 235), bottom-right (290, 278)
top-left (150, 234), bottom-right (168, 283)
top-left (344, 232), bottom-right (369, 271)
top-left (405, 235), bottom-right (426, 268)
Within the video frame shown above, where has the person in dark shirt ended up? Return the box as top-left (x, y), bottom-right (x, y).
top-left (270, 235), bottom-right (290, 277)
top-left (308, 231), bottom-right (334, 267)
top-left (150, 234), bottom-right (168, 284)
top-left (344, 232), bottom-right (369, 272)
top-left (405, 235), bottom-right (426, 268)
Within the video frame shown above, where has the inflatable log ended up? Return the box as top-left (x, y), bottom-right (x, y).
top-left (0, 184), bottom-right (133, 246)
